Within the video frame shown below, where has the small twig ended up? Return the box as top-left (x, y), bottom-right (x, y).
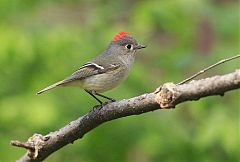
top-left (177, 54), bottom-right (240, 85)
top-left (10, 140), bottom-right (35, 151)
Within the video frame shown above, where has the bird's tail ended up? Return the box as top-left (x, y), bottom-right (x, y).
top-left (37, 80), bottom-right (66, 95)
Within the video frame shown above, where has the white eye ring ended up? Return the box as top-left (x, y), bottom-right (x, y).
top-left (125, 44), bottom-right (133, 50)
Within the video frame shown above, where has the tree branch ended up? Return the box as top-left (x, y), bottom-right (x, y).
top-left (11, 69), bottom-right (240, 162)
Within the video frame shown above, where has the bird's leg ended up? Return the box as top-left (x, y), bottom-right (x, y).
top-left (85, 90), bottom-right (103, 104)
top-left (94, 92), bottom-right (116, 102)
top-left (84, 90), bottom-right (116, 108)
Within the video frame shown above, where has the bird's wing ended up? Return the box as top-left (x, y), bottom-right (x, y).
top-left (64, 62), bottom-right (120, 82)
top-left (37, 62), bottom-right (120, 94)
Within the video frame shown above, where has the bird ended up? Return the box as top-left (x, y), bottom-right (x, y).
top-left (37, 32), bottom-right (146, 104)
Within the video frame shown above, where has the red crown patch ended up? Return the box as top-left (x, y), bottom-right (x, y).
top-left (113, 32), bottom-right (131, 41)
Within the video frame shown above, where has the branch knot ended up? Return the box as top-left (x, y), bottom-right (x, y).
top-left (11, 134), bottom-right (45, 160)
top-left (154, 83), bottom-right (179, 108)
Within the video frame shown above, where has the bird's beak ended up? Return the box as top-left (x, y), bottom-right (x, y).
top-left (134, 44), bottom-right (146, 50)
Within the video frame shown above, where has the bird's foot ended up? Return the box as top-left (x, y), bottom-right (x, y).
top-left (92, 99), bottom-right (116, 111)
top-left (92, 104), bottom-right (102, 111)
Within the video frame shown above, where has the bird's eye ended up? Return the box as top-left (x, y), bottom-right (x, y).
top-left (125, 44), bottom-right (132, 50)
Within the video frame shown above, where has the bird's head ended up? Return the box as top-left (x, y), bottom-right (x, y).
top-left (107, 32), bottom-right (146, 57)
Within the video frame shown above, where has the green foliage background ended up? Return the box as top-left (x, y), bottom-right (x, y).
top-left (0, 0), bottom-right (239, 161)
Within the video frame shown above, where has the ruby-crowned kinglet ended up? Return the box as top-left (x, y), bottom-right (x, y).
top-left (37, 32), bottom-right (146, 104)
